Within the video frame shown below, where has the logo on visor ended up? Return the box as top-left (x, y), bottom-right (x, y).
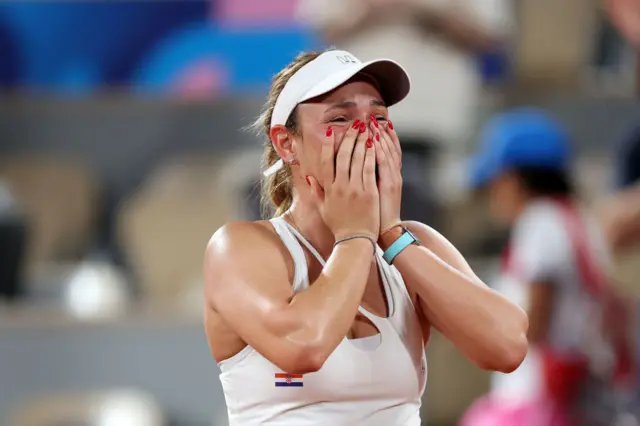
top-left (336, 55), bottom-right (357, 65)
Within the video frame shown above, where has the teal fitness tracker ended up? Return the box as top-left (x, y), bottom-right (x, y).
top-left (382, 227), bottom-right (420, 264)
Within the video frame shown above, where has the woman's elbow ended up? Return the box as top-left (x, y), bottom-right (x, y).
top-left (480, 311), bottom-right (529, 373)
top-left (496, 334), bottom-right (528, 373)
top-left (476, 334), bottom-right (528, 373)
top-left (280, 343), bottom-right (330, 375)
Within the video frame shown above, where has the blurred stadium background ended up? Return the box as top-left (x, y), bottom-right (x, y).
top-left (0, 0), bottom-right (638, 425)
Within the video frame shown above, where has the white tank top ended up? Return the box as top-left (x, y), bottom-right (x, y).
top-left (218, 216), bottom-right (427, 425)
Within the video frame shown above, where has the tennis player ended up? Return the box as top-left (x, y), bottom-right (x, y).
top-left (203, 49), bottom-right (528, 425)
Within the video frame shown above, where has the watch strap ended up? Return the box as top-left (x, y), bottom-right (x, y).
top-left (382, 230), bottom-right (417, 264)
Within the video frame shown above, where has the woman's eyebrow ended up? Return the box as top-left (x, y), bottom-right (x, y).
top-left (325, 101), bottom-right (357, 113)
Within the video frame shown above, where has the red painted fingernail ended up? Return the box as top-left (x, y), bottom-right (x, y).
top-left (366, 139), bottom-right (373, 148)
top-left (305, 176), bottom-right (311, 185)
top-left (359, 122), bottom-right (366, 133)
top-left (388, 120), bottom-right (394, 130)
top-left (371, 115), bottom-right (378, 128)
top-left (326, 126), bottom-right (332, 137)
top-left (352, 120), bottom-right (361, 129)
top-left (376, 133), bottom-right (380, 141)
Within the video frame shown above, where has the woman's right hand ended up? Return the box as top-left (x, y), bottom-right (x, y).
top-left (307, 120), bottom-right (379, 240)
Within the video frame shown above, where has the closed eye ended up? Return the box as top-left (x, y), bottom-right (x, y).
top-left (329, 116), bottom-right (348, 123)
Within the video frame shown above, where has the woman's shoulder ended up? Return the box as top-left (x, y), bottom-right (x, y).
top-left (206, 220), bottom-right (282, 260)
top-left (203, 219), bottom-right (294, 291)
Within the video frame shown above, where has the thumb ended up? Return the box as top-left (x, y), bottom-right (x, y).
top-left (305, 175), bottom-right (324, 205)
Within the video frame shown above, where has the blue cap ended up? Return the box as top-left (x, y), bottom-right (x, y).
top-left (468, 108), bottom-right (572, 188)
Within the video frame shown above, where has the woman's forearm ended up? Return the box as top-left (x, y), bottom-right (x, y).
top-left (287, 238), bottom-right (374, 364)
top-left (393, 245), bottom-right (528, 372)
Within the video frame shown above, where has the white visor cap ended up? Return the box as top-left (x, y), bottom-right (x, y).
top-left (270, 50), bottom-right (411, 129)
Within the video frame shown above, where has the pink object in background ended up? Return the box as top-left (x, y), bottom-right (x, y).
top-left (459, 395), bottom-right (575, 426)
top-left (213, 0), bottom-right (298, 24)
top-left (171, 59), bottom-right (229, 100)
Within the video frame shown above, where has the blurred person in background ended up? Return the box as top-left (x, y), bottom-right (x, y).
top-left (603, 0), bottom-right (640, 251)
top-left (607, 0), bottom-right (640, 51)
top-left (296, 0), bottom-right (513, 225)
top-left (460, 108), bottom-right (635, 426)
top-left (604, 122), bottom-right (640, 252)
top-left (0, 181), bottom-right (27, 300)
top-left (203, 49), bottom-right (528, 425)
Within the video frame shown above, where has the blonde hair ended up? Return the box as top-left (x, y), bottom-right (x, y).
top-left (253, 50), bottom-right (327, 217)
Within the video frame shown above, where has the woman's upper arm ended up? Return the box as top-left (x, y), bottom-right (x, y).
top-left (203, 222), bottom-right (307, 370)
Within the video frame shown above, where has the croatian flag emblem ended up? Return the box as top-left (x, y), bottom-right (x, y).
top-left (274, 373), bottom-right (303, 387)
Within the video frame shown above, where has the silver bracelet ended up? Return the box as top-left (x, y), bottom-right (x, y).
top-left (333, 234), bottom-right (377, 252)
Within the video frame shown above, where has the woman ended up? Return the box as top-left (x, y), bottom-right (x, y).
top-left (203, 49), bottom-right (528, 425)
top-left (461, 109), bottom-right (634, 426)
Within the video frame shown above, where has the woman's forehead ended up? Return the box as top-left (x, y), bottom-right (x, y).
top-left (302, 80), bottom-right (385, 109)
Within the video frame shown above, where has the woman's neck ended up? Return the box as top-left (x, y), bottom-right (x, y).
top-left (286, 197), bottom-right (336, 260)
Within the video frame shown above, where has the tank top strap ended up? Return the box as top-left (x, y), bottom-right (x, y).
top-left (276, 218), bottom-right (327, 267)
top-left (270, 216), bottom-right (309, 292)
top-left (272, 216), bottom-right (382, 318)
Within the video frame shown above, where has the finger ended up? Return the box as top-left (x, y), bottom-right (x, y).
top-left (363, 134), bottom-right (377, 193)
top-left (374, 123), bottom-right (395, 177)
top-left (350, 125), bottom-right (370, 189)
top-left (320, 125), bottom-right (336, 187)
top-left (386, 121), bottom-right (402, 161)
top-left (306, 175), bottom-right (325, 205)
top-left (378, 125), bottom-right (400, 169)
top-left (375, 131), bottom-right (394, 184)
top-left (335, 120), bottom-right (365, 184)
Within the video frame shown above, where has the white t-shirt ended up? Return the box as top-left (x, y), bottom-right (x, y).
top-left (490, 199), bottom-right (612, 402)
top-left (296, 0), bottom-right (513, 147)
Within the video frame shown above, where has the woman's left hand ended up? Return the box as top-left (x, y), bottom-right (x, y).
top-left (370, 116), bottom-right (403, 240)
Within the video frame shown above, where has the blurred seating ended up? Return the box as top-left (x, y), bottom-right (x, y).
top-left (575, 154), bottom-right (613, 200)
top-left (131, 24), bottom-right (319, 96)
top-left (117, 151), bottom-right (261, 304)
top-left (0, 157), bottom-right (99, 268)
top-left (425, 332), bottom-right (492, 425)
top-left (0, 1), bottom-right (208, 92)
top-left (514, 0), bottom-right (598, 94)
top-left (212, 149), bottom-right (263, 219)
top-left (214, 0), bottom-right (298, 24)
top-left (8, 388), bottom-right (166, 426)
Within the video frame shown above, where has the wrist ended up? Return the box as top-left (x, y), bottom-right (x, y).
top-left (378, 225), bottom-right (404, 251)
top-left (334, 234), bottom-right (377, 254)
